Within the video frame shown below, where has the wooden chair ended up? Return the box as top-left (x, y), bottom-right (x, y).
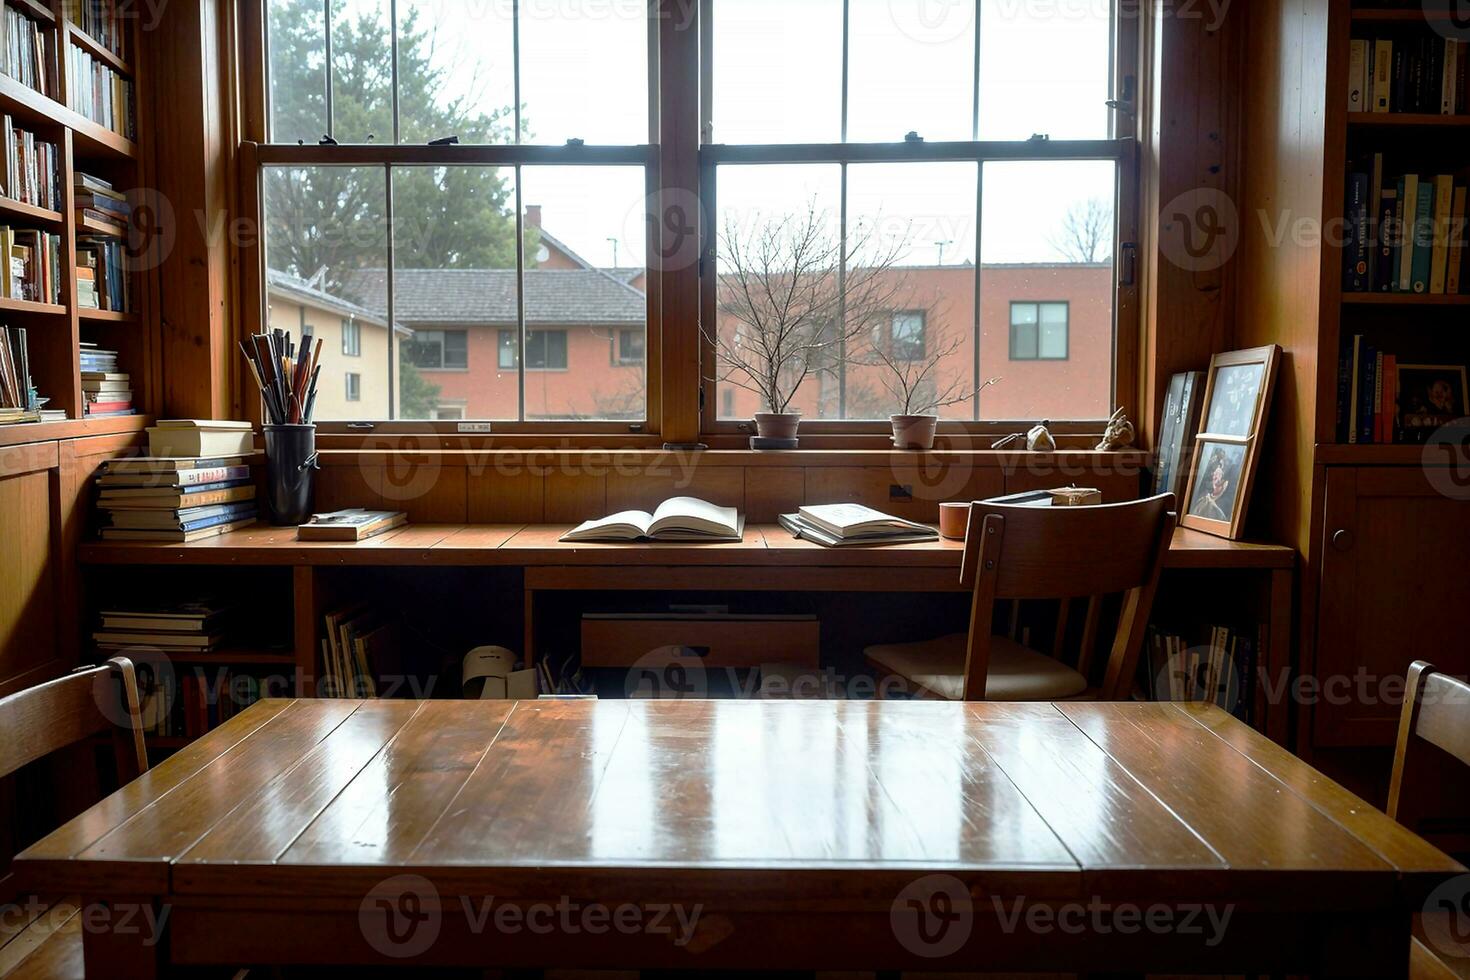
top-left (1388, 661), bottom-right (1470, 980)
top-left (865, 494), bottom-right (1176, 701)
top-left (0, 658), bottom-right (147, 980)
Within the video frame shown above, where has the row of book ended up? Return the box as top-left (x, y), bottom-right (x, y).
top-left (0, 117), bottom-right (60, 211)
top-left (67, 44), bottom-right (134, 139)
top-left (0, 225), bottom-right (62, 304)
top-left (1344, 157), bottom-right (1468, 294)
top-left (135, 665), bottom-right (276, 741)
top-left (320, 605), bottom-right (402, 698)
top-left (1348, 35), bottom-right (1468, 115)
top-left (2, 7), bottom-right (51, 99)
top-left (1144, 625), bottom-right (1259, 724)
top-left (1336, 336), bottom-right (1466, 445)
top-left (77, 233), bottom-right (129, 310)
top-left (80, 341), bottom-right (132, 416)
top-left (0, 324), bottom-right (62, 424)
top-left (73, 0), bottom-right (130, 60)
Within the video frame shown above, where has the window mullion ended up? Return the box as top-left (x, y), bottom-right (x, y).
top-left (323, 0), bottom-right (333, 140)
top-left (840, 0), bottom-right (850, 144)
top-left (390, 0), bottom-right (400, 143)
top-left (837, 162), bottom-right (848, 420)
top-left (513, 0), bottom-right (522, 143)
top-left (385, 163), bottom-right (396, 419)
top-left (515, 167), bottom-right (526, 423)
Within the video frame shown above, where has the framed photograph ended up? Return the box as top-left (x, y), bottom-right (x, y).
top-left (1180, 345), bottom-right (1280, 540)
top-left (1396, 363), bottom-right (1468, 441)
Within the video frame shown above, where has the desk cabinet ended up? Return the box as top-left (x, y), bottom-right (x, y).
top-left (1313, 466), bottom-right (1470, 748)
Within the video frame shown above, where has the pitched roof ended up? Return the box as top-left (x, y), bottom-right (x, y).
top-left (342, 268), bottom-right (646, 327)
top-left (266, 269), bottom-right (410, 335)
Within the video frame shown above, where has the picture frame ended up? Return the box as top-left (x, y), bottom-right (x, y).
top-left (1395, 363), bottom-right (1468, 442)
top-left (1180, 345), bottom-right (1281, 540)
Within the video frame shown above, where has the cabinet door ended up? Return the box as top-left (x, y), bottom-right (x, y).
top-left (1314, 466), bottom-right (1470, 747)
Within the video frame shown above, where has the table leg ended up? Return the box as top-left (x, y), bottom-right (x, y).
top-left (80, 896), bottom-right (167, 980)
top-left (523, 587), bottom-right (536, 669)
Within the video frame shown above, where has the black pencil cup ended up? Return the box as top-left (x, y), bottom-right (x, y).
top-left (263, 423), bottom-right (319, 526)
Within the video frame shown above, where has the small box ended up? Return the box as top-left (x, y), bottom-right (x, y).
top-left (1048, 487), bottom-right (1103, 507)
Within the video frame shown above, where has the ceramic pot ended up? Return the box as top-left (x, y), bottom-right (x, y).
top-left (753, 412), bottom-right (801, 440)
top-left (890, 414), bottom-right (938, 450)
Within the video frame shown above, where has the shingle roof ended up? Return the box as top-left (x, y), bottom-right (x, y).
top-left (342, 268), bottom-right (646, 327)
top-left (266, 268), bottom-right (404, 332)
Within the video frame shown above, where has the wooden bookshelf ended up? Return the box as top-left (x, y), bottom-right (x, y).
top-left (1346, 112), bottom-right (1470, 127)
top-left (1340, 292), bottom-right (1470, 306)
top-left (0, 0), bottom-right (149, 434)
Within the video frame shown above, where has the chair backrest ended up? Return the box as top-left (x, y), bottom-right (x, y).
top-left (958, 493), bottom-right (1176, 701)
top-left (0, 657), bottom-right (148, 785)
top-left (1387, 661), bottom-right (1470, 826)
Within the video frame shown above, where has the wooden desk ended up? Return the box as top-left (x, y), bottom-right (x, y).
top-left (15, 698), bottom-right (1459, 977)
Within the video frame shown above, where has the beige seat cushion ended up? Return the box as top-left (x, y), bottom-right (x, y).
top-left (865, 632), bottom-right (1088, 701)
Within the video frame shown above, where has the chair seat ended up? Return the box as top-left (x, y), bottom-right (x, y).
top-left (865, 632), bottom-right (1089, 701)
top-left (0, 897), bottom-right (83, 980)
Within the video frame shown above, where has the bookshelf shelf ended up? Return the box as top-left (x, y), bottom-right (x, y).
top-left (67, 26), bottom-right (130, 78)
top-left (1346, 112), bottom-right (1470, 127)
top-left (1341, 293), bottom-right (1470, 306)
top-left (78, 307), bottom-right (136, 323)
top-left (6, 0), bottom-right (53, 23)
top-left (0, 295), bottom-right (66, 315)
top-left (1314, 444), bottom-right (1434, 465)
top-left (0, 412), bottom-right (149, 448)
top-left (0, 196), bottom-right (63, 225)
top-left (0, 73), bottom-right (136, 160)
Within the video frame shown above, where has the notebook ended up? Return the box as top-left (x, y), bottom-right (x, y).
top-left (560, 496), bottom-right (744, 542)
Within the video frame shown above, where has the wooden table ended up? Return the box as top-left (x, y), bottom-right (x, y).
top-left (15, 698), bottom-right (1459, 977)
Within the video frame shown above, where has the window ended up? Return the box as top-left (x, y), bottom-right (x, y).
top-left (345, 373), bottom-right (361, 401)
top-left (616, 329), bottom-right (644, 365)
top-left (499, 330), bottom-right (568, 371)
top-left (252, 1), bottom-right (1131, 434)
top-left (431, 403), bottom-right (466, 421)
top-left (403, 329), bottom-right (468, 370)
top-left (1009, 302), bottom-right (1069, 361)
top-left (341, 318), bottom-right (360, 357)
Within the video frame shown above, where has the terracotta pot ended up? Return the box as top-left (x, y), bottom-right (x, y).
top-left (890, 414), bottom-right (938, 450)
top-left (753, 412), bottom-right (801, 440)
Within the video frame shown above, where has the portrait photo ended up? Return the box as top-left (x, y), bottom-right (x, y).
top-left (1204, 362), bottom-right (1266, 437)
top-left (1396, 364), bottom-right (1468, 434)
top-left (1187, 441), bottom-right (1247, 524)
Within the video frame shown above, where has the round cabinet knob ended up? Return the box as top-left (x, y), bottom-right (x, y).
top-left (1331, 529), bottom-right (1355, 552)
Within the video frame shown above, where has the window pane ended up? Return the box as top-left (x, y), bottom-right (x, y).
top-left (979, 0), bottom-right (1112, 141)
top-left (847, 0), bottom-right (975, 143)
top-left (846, 162), bottom-right (977, 420)
top-left (981, 160), bottom-right (1114, 419)
top-left (267, 0), bottom-right (326, 143)
top-left (397, 0), bottom-right (516, 144)
top-left (519, 166), bottom-right (647, 420)
top-left (713, 0), bottom-right (842, 144)
top-left (264, 166), bottom-right (389, 421)
top-left (390, 165), bottom-right (519, 420)
top-left (519, 0), bottom-right (648, 144)
top-left (715, 164), bottom-right (842, 419)
top-left (329, 0), bottom-right (393, 143)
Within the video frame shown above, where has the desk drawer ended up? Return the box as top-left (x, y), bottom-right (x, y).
top-left (581, 615), bottom-right (819, 668)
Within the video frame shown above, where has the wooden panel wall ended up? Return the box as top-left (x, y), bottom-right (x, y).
top-left (310, 453), bottom-right (1144, 525)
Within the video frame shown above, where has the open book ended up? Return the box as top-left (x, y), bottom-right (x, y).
top-left (796, 503), bottom-right (935, 539)
top-left (560, 496), bottom-right (744, 543)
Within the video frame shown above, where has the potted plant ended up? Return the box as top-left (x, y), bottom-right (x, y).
top-left (707, 204), bottom-right (905, 448)
top-left (862, 321), bottom-right (1000, 450)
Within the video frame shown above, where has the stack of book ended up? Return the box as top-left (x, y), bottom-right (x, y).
top-left (0, 225), bottom-right (62, 304)
top-left (95, 453), bottom-right (257, 542)
top-left (319, 604), bottom-right (402, 698)
top-left (1345, 154), bottom-right (1467, 295)
top-left (74, 0), bottom-right (129, 61)
top-left (74, 172), bottom-right (130, 229)
top-left (1, 117), bottom-right (60, 211)
top-left (1145, 624), bottom-right (1260, 724)
top-left (778, 503), bottom-right (938, 547)
top-left (92, 598), bottom-right (235, 656)
top-left (2, 7), bottom-right (51, 98)
top-left (66, 45), bottom-right (135, 139)
top-left (1347, 35), bottom-right (1468, 115)
top-left (76, 235), bottom-right (129, 311)
top-left (81, 344), bottom-right (133, 417)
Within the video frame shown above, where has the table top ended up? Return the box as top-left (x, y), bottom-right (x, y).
top-left (17, 698), bottom-right (1454, 907)
top-left (78, 523), bottom-right (1294, 570)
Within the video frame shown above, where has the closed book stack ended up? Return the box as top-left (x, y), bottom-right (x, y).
top-left (79, 342), bottom-right (133, 416)
top-left (96, 453), bottom-right (258, 541)
top-left (92, 597), bottom-right (235, 655)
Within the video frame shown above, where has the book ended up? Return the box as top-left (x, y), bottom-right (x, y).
top-left (91, 630), bottom-right (224, 648)
top-left (99, 485), bottom-right (256, 510)
top-left (560, 496), bottom-right (743, 543)
top-left (99, 515), bottom-right (257, 542)
top-left (1347, 39), bottom-right (1367, 113)
top-left (1449, 186), bottom-right (1467, 295)
top-left (1373, 39), bottom-right (1393, 112)
top-left (1430, 174), bottom-right (1453, 293)
top-left (97, 464), bottom-right (253, 488)
top-left (795, 503), bottom-right (934, 540)
top-left (108, 500), bottom-right (258, 530)
top-left (1375, 178), bottom-right (1398, 292)
top-left (1411, 177), bottom-right (1434, 292)
top-left (147, 420), bottom-right (254, 457)
top-left (777, 513), bottom-right (938, 548)
top-left (101, 455), bottom-right (253, 474)
top-left (297, 508), bottom-right (408, 542)
top-left (1344, 170), bottom-right (1370, 291)
top-left (1398, 175), bottom-right (1419, 291)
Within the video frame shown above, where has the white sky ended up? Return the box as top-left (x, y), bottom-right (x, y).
top-left (296, 0), bottom-right (1117, 268)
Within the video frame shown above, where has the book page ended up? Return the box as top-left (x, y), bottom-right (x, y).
top-left (562, 510), bottom-right (654, 540)
top-left (649, 497), bottom-right (740, 537)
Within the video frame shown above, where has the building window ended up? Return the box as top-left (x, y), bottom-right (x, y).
top-left (341, 318), bottom-right (361, 356)
top-left (345, 373), bottom-right (361, 401)
top-left (499, 329), bottom-right (568, 370)
top-left (616, 329), bottom-right (644, 365)
top-left (404, 329), bottom-right (468, 370)
top-left (888, 311), bottom-right (925, 360)
top-left (431, 404), bottom-right (466, 421)
top-left (1009, 302), bottom-right (1069, 361)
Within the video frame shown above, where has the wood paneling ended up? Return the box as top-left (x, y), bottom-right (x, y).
top-left (0, 469), bottom-right (56, 691)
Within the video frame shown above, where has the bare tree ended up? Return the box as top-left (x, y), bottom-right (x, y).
top-left (707, 202), bottom-right (909, 415)
top-left (1049, 198), bottom-right (1112, 264)
top-left (856, 317), bottom-right (1001, 416)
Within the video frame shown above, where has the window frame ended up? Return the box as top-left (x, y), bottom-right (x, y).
top-left (406, 328), bottom-right (469, 372)
top-left (341, 317), bottom-right (361, 357)
top-left (1008, 301), bottom-right (1070, 362)
top-left (344, 372), bottom-right (361, 402)
top-left (238, 0), bottom-right (1138, 445)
